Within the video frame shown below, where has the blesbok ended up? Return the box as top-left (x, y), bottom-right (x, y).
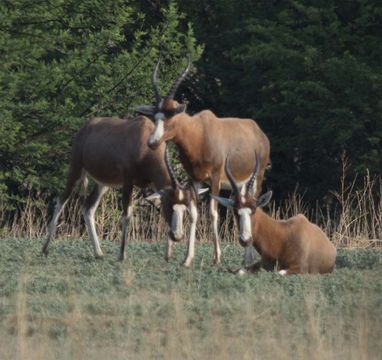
top-left (212, 155), bottom-right (337, 275)
top-left (42, 115), bottom-right (206, 261)
top-left (135, 59), bottom-right (270, 265)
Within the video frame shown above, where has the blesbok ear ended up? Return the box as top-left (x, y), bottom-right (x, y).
top-left (175, 103), bottom-right (187, 114)
top-left (198, 188), bottom-right (209, 196)
top-left (256, 191), bottom-right (272, 208)
top-left (211, 194), bottom-right (235, 208)
top-left (133, 105), bottom-right (156, 116)
top-left (144, 190), bottom-right (165, 208)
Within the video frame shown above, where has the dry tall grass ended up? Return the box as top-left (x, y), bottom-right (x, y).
top-left (1, 172), bottom-right (381, 248)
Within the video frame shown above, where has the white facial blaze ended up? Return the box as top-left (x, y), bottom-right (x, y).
top-left (238, 207), bottom-right (252, 242)
top-left (148, 114), bottom-right (164, 145)
top-left (171, 204), bottom-right (187, 240)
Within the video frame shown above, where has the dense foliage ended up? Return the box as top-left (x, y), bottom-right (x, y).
top-left (179, 0), bottom-right (382, 200)
top-left (0, 0), bottom-right (201, 206)
top-left (0, 0), bottom-right (381, 207)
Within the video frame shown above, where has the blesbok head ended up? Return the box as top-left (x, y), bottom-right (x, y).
top-left (212, 153), bottom-right (272, 246)
top-left (134, 58), bottom-right (192, 149)
top-left (145, 145), bottom-right (208, 242)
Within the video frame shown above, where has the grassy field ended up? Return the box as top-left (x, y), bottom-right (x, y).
top-left (0, 238), bottom-right (381, 360)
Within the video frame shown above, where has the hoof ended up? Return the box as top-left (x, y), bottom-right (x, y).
top-left (182, 261), bottom-right (192, 268)
top-left (42, 249), bottom-right (48, 257)
top-left (95, 253), bottom-right (104, 260)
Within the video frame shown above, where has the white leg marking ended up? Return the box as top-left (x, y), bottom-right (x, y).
top-left (121, 205), bottom-right (133, 242)
top-left (210, 199), bottom-right (221, 264)
top-left (47, 198), bottom-right (66, 239)
top-left (83, 186), bottom-right (108, 258)
top-left (238, 269), bottom-right (247, 276)
top-left (165, 238), bottom-right (174, 261)
top-left (183, 201), bottom-right (198, 267)
top-left (279, 269), bottom-right (288, 276)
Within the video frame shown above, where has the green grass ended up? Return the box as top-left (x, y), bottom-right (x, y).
top-left (0, 238), bottom-right (381, 359)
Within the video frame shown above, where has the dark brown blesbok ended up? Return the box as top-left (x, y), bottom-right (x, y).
top-left (42, 115), bottom-right (206, 262)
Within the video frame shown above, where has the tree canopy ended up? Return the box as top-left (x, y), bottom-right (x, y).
top-left (0, 0), bottom-right (381, 207)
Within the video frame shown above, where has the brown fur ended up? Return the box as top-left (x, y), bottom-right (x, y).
top-left (42, 115), bottom-right (194, 260)
top-left (245, 209), bottom-right (337, 274)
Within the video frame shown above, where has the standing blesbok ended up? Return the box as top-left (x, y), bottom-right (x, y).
top-left (135, 59), bottom-right (270, 265)
top-left (147, 146), bottom-right (209, 266)
top-left (42, 115), bottom-right (207, 261)
top-left (212, 155), bottom-right (337, 275)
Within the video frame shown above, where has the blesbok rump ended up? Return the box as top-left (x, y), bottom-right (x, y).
top-left (212, 155), bottom-right (337, 275)
top-left (135, 59), bottom-right (270, 265)
top-left (42, 116), bottom-right (206, 261)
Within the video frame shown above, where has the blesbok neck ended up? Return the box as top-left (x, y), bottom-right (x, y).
top-left (252, 208), bottom-right (286, 257)
top-left (171, 114), bottom-right (205, 177)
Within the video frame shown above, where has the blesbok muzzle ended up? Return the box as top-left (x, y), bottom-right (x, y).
top-left (170, 204), bottom-right (186, 242)
top-left (148, 115), bottom-right (165, 149)
top-left (238, 207), bottom-right (253, 246)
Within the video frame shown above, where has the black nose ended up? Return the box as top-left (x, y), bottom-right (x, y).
top-left (168, 231), bottom-right (183, 242)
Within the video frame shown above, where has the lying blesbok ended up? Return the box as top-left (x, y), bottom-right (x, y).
top-left (212, 155), bottom-right (336, 275)
top-left (135, 59), bottom-right (270, 265)
top-left (42, 115), bottom-right (206, 261)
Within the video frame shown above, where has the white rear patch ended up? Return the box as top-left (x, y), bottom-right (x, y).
top-left (238, 207), bottom-right (252, 242)
top-left (279, 270), bottom-right (287, 276)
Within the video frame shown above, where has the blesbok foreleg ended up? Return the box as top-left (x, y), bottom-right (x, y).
top-left (83, 183), bottom-right (108, 259)
top-left (165, 238), bottom-right (174, 262)
top-left (210, 177), bottom-right (221, 265)
top-left (119, 180), bottom-right (134, 261)
top-left (42, 167), bottom-right (83, 256)
top-left (183, 200), bottom-right (198, 267)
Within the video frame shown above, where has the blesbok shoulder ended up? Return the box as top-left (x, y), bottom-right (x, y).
top-left (42, 115), bottom-right (206, 261)
top-left (213, 155), bottom-right (336, 275)
top-left (135, 59), bottom-right (270, 265)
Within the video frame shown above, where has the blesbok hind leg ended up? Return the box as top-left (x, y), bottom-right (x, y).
top-left (83, 184), bottom-right (108, 259)
top-left (210, 177), bottom-right (221, 264)
top-left (42, 165), bottom-right (83, 256)
top-left (183, 200), bottom-right (198, 267)
top-left (119, 180), bottom-right (134, 261)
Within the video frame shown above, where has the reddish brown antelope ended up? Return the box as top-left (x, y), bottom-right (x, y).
top-left (212, 155), bottom-right (337, 275)
top-left (135, 59), bottom-right (270, 265)
top-left (42, 115), bottom-right (207, 262)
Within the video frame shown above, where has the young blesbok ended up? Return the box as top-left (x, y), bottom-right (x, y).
top-left (212, 155), bottom-right (337, 275)
top-left (42, 115), bottom-right (206, 261)
top-left (135, 59), bottom-right (270, 265)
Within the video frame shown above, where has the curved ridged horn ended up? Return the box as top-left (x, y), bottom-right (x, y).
top-left (165, 144), bottom-right (180, 189)
top-left (167, 57), bottom-right (192, 100)
top-left (246, 152), bottom-right (261, 196)
top-left (224, 156), bottom-right (240, 195)
top-left (152, 60), bottom-right (162, 104)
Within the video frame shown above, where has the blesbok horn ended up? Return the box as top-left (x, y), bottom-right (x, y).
top-left (165, 144), bottom-right (180, 189)
top-left (152, 60), bottom-right (162, 104)
top-left (246, 152), bottom-right (261, 196)
top-left (224, 156), bottom-right (240, 195)
top-left (167, 57), bottom-right (192, 100)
